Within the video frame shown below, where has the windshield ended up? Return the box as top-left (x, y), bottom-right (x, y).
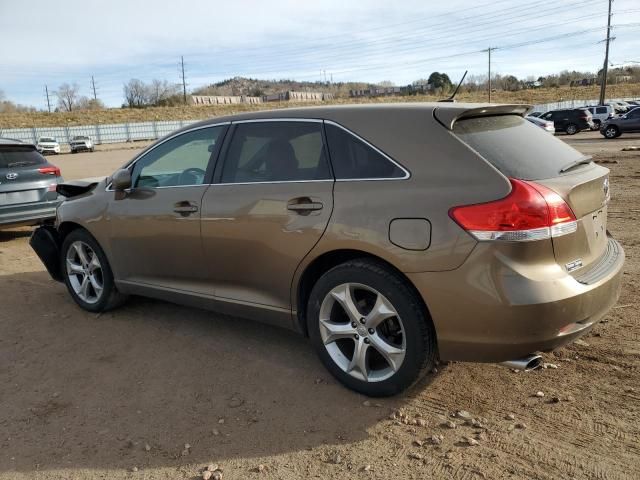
top-left (39, 137), bottom-right (56, 143)
top-left (453, 115), bottom-right (587, 180)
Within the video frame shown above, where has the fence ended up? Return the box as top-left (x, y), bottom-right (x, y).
top-left (1, 96), bottom-right (637, 147)
top-left (0, 119), bottom-right (203, 147)
top-left (531, 97), bottom-right (636, 113)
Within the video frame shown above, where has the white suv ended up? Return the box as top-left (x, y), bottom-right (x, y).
top-left (69, 136), bottom-right (94, 153)
top-left (36, 137), bottom-right (61, 155)
top-left (584, 105), bottom-right (614, 129)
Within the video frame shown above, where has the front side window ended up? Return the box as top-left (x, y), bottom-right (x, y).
top-left (596, 107), bottom-right (607, 114)
top-left (324, 123), bottom-right (406, 180)
top-left (132, 126), bottom-right (224, 188)
top-left (221, 121), bottom-right (331, 183)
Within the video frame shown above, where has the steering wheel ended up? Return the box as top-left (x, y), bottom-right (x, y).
top-left (178, 167), bottom-right (206, 185)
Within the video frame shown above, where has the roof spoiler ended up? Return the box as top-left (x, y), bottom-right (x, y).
top-left (435, 104), bottom-right (532, 130)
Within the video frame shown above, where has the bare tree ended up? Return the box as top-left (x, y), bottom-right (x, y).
top-left (148, 79), bottom-right (180, 106)
top-left (123, 79), bottom-right (150, 108)
top-left (56, 83), bottom-right (81, 111)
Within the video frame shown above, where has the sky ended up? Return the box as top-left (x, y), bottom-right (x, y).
top-left (1, 0), bottom-right (639, 109)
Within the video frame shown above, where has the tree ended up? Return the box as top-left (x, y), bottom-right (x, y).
top-left (77, 97), bottom-right (105, 110)
top-left (56, 83), bottom-right (81, 112)
top-left (123, 79), bottom-right (149, 108)
top-left (427, 72), bottom-right (452, 91)
top-left (148, 79), bottom-right (180, 106)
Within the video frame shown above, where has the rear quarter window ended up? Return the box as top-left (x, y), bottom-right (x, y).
top-left (452, 115), bottom-right (585, 180)
top-left (0, 146), bottom-right (46, 169)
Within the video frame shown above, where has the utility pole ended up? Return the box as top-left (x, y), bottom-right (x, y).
top-left (487, 47), bottom-right (496, 102)
top-left (91, 75), bottom-right (98, 101)
top-left (44, 85), bottom-right (51, 113)
top-left (180, 56), bottom-right (187, 105)
top-left (598, 0), bottom-right (613, 105)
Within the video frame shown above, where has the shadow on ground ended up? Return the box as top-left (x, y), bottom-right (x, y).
top-left (0, 271), bottom-right (438, 473)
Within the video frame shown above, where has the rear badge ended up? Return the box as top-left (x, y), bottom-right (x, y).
top-left (566, 259), bottom-right (583, 272)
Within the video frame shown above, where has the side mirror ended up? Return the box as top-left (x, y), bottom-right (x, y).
top-left (111, 169), bottom-right (132, 191)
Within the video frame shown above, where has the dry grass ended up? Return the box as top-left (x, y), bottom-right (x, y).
top-left (2, 84), bottom-right (639, 129)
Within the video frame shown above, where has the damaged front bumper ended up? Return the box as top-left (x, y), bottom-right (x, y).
top-left (30, 225), bottom-right (63, 282)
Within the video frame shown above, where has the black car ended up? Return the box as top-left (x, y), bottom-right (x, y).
top-left (600, 106), bottom-right (640, 139)
top-left (539, 108), bottom-right (594, 135)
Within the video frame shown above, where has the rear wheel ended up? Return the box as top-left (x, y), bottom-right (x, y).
top-left (591, 120), bottom-right (601, 131)
top-left (603, 125), bottom-right (619, 139)
top-left (307, 259), bottom-right (436, 397)
top-left (61, 229), bottom-right (127, 312)
top-left (565, 123), bottom-right (578, 135)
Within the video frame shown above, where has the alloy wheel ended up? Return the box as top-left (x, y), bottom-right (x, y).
top-left (605, 127), bottom-right (618, 139)
top-left (319, 283), bottom-right (406, 382)
top-left (66, 241), bottom-right (104, 304)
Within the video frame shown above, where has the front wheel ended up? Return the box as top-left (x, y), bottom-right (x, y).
top-left (565, 123), bottom-right (578, 135)
top-left (307, 259), bottom-right (437, 397)
top-left (591, 120), bottom-right (601, 131)
top-left (603, 126), bottom-right (620, 139)
top-left (61, 229), bottom-right (127, 312)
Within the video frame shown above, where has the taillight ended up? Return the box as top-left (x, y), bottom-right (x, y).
top-left (449, 178), bottom-right (577, 241)
top-left (38, 166), bottom-right (61, 176)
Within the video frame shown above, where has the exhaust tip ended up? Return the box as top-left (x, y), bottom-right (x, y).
top-left (499, 354), bottom-right (543, 372)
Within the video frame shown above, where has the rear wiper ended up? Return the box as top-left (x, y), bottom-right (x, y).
top-left (560, 156), bottom-right (593, 173)
top-left (7, 161), bottom-right (32, 167)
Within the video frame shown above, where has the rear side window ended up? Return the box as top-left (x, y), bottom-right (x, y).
top-left (453, 115), bottom-right (585, 180)
top-left (0, 146), bottom-right (46, 169)
top-left (325, 123), bottom-right (406, 180)
top-left (221, 121), bottom-right (331, 183)
top-left (596, 107), bottom-right (607, 114)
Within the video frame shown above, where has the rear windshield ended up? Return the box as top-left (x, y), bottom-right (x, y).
top-left (0, 146), bottom-right (46, 169)
top-left (452, 115), bottom-right (586, 180)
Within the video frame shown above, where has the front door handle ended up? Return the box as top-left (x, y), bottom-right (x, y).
top-left (174, 201), bottom-right (199, 216)
top-left (287, 197), bottom-right (324, 214)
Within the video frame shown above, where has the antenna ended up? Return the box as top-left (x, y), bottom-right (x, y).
top-left (438, 70), bottom-right (468, 103)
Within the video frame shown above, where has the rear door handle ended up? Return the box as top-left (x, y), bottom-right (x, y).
top-left (174, 201), bottom-right (199, 215)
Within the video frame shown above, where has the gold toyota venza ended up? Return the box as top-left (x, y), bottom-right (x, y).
top-left (30, 103), bottom-right (624, 396)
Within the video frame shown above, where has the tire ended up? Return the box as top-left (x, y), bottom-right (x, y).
top-left (307, 259), bottom-right (437, 397)
top-left (565, 123), bottom-right (578, 135)
top-left (60, 229), bottom-right (127, 312)
top-left (603, 125), bottom-right (619, 139)
top-left (591, 120), bottom-right (601, 131)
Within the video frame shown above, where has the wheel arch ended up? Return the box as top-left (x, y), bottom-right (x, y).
top-left (294, 248), bottom-right (433, 337)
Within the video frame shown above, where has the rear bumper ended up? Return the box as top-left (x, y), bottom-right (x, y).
top-left (0, 200), bottom-right (60, 228)
top-left (408, 236), bottom-right (625, 362)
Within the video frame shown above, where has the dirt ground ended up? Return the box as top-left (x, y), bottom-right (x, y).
top-left (1, 132), bottom-right (639, 480)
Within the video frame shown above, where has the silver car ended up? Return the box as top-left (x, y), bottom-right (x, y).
top-left (0, 139), bottom-right (63, 228)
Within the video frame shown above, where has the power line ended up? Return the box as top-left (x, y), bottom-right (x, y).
top-left (599, 0), bottom-right (614, 104)
top-left (91, 75), bottom-right (98, 101)
top-left (180, 56), bottom-right (187, 104)
top-left (44, 85), bottom-right (51, 113)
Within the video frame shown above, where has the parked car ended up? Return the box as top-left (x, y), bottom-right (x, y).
top-left (626, 100), bottom-right (640, 106)
top-left (539, 108), bottom-right (594, 134)
top-left (527, 111), bottom-right (543, 117)
top-left (30, 104), bottom-right (624, 396)
top-left (525, 115), bottom-right (554, 133)
top-left (0, 139), bottom-right (63, 228)
top-left (36, 137), bottom-right (61, 155)
top-left (69, 136), bottom-right (94, 153)
top-left (600, 106), bottom-right (640, 139)
top-left (604, 102), bottom-right (629, 114)
top-left (584, 105), bottom-right (614, 129)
